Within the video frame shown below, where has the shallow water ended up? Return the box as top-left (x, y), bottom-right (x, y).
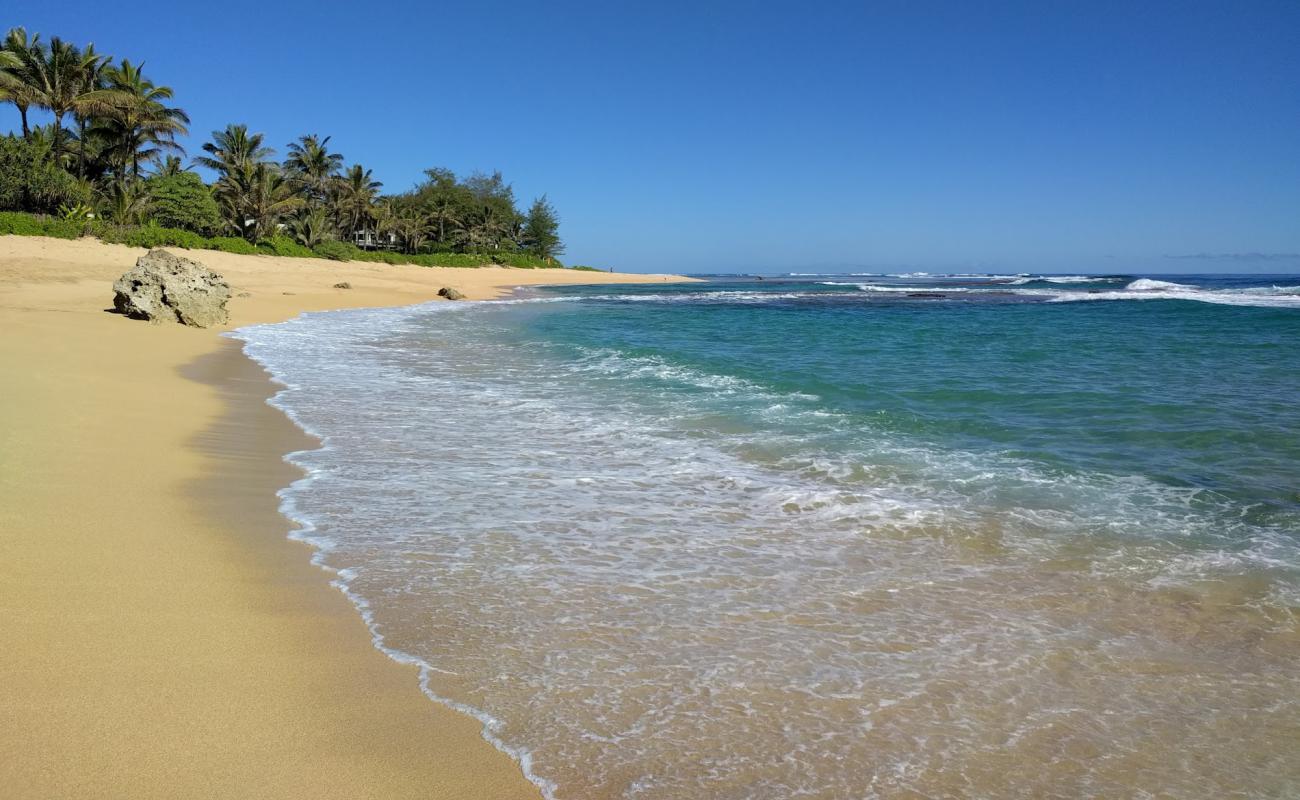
top-left (235, 273), bottom-right (1300, 799)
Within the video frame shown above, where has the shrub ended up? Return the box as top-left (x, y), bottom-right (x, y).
top-left (496, 252), bottom-right (560, 269)
top-left (95, 223), bottom-right (207, 249)
top-left (146, 172), bottom-right (221, 235)
top-left (0, 136), bottom-right (92, 214)
top-left (371, 251), bottom-right (407, 265)
top-left (570, 265), bottom-right (604, 272)
top-left (0, 211), bottom-right (83, 239)
top-left (204, 236), bottom-right (260, 255)
top-left (312, 240), bottom-right (364, 261)
top-left (257, 235), bottom-right (316, 258)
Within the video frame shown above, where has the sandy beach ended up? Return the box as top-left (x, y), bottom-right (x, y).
top-left (0, 235), bottom-right (689, 799)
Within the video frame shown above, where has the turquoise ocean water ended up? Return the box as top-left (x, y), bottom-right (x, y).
top-left (236, 273), bottom-right (1300, 799)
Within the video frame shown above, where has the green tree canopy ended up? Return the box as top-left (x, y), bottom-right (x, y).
top-left (523, 195), bottom-right (563, 262)
top-left (146, 170), bottom-right (220, 234)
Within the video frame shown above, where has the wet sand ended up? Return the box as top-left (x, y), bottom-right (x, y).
top-left (0, 235), bottom-right (690, 799)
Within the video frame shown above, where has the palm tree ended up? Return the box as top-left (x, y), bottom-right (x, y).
top-left (287, 206), bottom-right (335, 248)
top-left (198, 126), bottom-right (283, 239)
top-left (17, 37), bottom-right (122, 163)
top-left (284, 134), bottom-right (342, 204)
top-left (96, 59), bottom-right (188, 179)
top-left (97, 177), bottom-right (152, 225)
top-left (70, 43), bottom-right (112, 179)
top-left (216, 161), bottom-right (303, 242)
top-left (426, 193), bottom-right (464, 246)
top-left (330, 163), bottom-right (382, 241)
top-left (464, 202), bottom-right (513, 251)
top-left (150, 154), bottom-right (188, 177)
top-left (0, 28), bottom-right (40, 138)
top-left (194, 124), bottom-right (274, 178)
top-left (389, 206), bottom-right (432, 253)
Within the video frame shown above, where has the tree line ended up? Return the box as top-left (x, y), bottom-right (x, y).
top-left (0, 27), bottom-right (564, 262)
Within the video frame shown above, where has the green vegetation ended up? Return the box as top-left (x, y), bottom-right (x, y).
top-left (522, 195), bottom-right (563, 262)
top-left (146, 170), bottom-right (220, 234)
top-left (257, 234), bottom-right (316, 258)
top-left (0, 210), bottom-right (83, 238)
top-left (0, 134), bottom-right (89, 212)
top-left (0, 208), bottom-right (567, 269)
top-left (0, 27), bottom-right (594, 269)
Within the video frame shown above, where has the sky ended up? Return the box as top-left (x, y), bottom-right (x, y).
top-left (8, 1), bottom-right (1300, 273)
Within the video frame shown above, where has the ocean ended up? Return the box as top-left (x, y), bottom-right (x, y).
top-left (234, 273), bottom-right (1300, 799)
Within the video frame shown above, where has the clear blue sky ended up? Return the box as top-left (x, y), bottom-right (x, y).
top-left (10, 1), bottom-right (1300, 273)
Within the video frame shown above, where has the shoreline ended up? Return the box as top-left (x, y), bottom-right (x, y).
top-left (0, 235), bottom-right (693, 798)
top-left (224, 309), bottom-right (562, 798)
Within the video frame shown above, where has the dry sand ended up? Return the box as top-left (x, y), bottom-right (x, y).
top-left (0, 235), bottom-right (691, 799)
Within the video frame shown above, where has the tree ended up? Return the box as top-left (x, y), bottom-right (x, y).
top-left (147, 170), bottom-right (220, 234)
top-left (12, 37), bottom-right (122, 164)
top-left (150, 154), bottom-right (187, 178)
top-left (390, 206), bottom-right (432, 253)
top-left (0, 28), bottom-right (40, 139)
top-left (463, 202), bottom-right (513, 251)
top-left (287, 206), bottom-right (334, 248)
top-left (284, 134), bottom-right (342, 204)
top-left (522, 195), bottom-right (563, 261)
top-left (460, 170), bottom-right (520, 251)
top-left (96, 59), bottom-right (188, 179)
top-left (215, 161), bottom-right (303, 242)
top-left (97, 177), bottom-right (151, 224)
top-left (330, 163), bottom-right (381, 239)
top-left (198, 125), bottom-right (279, 239)
top-left (0, 133), bottom-right (90, 212)
top-left (410, 166), bottom-right (472, 247)
top-left (70, 43), bottom-right (112, 179)
top-left (194, 123), bottom-right (273, 177)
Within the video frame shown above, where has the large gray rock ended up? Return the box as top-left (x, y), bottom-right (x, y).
top-left (438, 286), bottom-right (466, 300)
top-left (112, 249), bottom-right (231, 328)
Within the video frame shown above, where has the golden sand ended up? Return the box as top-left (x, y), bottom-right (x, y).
top-left (0, 235), bottom-right (690, 799)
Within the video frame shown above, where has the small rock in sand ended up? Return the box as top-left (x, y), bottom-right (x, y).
top-left (333, 282), bottom-right (352, 289)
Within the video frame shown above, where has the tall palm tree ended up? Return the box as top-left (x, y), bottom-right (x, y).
top-left (284, 134), bottom-right (343, 204)
top-left (194, 124), bottom-right (274, 178)
top-left (18, 37), bottom-right (122, 163)
top-left (199, 126), bottom-right (280, 241)
top-left (96, 59), bottom-right (188, 179)
top-left (330, 163), bottom-right (382, 240)
top-left (0, 28), bottom-right (40, 138)
top-left (69, 43), bottom-right (113, 178)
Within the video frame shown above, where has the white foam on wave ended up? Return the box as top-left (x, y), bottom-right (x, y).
top-left (1125, 278), bottom-right (1196, 291)
top-left (1007, 275), bottom-right (1123, 285)
top-left (553, 280), bottom-right (1300, 310)
top-left (820, 282), bottom-right (973, 293)
top-left (1045, 279), bottom-right (1300, 308)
